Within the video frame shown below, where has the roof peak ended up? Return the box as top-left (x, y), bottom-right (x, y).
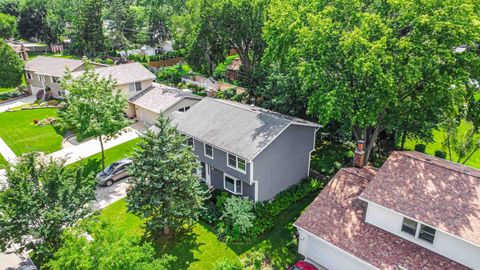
top-left (394, 151), bottom-right (480, 179)
top-left (205, 98), bottom-right (321, 128)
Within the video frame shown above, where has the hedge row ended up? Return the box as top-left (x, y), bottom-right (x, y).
top-left (247, 178), bottom-right (323, 238)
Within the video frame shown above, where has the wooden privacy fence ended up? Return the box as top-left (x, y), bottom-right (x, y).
top-left (148, 57), bottom-right (184, 68)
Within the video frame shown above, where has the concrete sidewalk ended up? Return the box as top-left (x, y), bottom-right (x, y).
top-left (48, 125), bottom-right (143, 166)
top-left (0, 95), bottom-right (36, 113)
top-left (0, 137), bottom-right (16, 163)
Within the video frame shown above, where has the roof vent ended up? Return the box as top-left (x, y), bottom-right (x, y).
top-left (425, 158), bottom-right (431, 162)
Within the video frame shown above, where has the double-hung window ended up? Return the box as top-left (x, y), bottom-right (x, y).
top-left (204, 144), bottom-right (214, 158)
top-left (129, 81), bottom-right (142, 93)
top-left (401, 217), bottom-right (436, 244)
top-left (38, 75), bottom-right (46, 82)
top-left (227, 153), bottom-right (246, 173)
top-left (26, 72), bottom-right (32, 80)
top-left (179, 106), bottom-right (191, 112)
top-left (224, 174), bottom-right (242, 195)
top-left (186, 137), bottom-right (194, 149)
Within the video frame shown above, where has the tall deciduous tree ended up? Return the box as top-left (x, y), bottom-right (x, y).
top-left (59, 60), bottom-right (129, 171)
top-left (0, 39), bottom-right (24, 88)
top-left (126, 115), bottom-right (207, 236)
top-left (0, 153), bottom-right (96, 265)
top-left (262, 0), bottom-right (480, 164)
top-left (174, 0), bottom-right (267, 87)
top-left (46, 220), bottom-right (176, 270)
top-left (0, 12), bottom-right (16, 38)
top-left (71, 0), bottom-right (105, 57)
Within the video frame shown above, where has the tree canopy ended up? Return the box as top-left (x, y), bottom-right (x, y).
top-left (59, 60), bottom-right (129, 171)
top-left (0, 153), bottom-right (96, 265)
top-left (0, 12), bottom-right (16, 38)
top-left (174, 0), bottom-right (267, 87)
top-left (0, 39), bottom-right (24, 88)
top-left (262, 0), bottom-right (480, 164)
top-left (71, 0), bottom-right (105, 57)
top-left (126, 115), bottom-right (207, 236)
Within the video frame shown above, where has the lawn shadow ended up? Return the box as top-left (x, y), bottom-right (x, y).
top-left (141, 226), bottom-right (204, 270)
top-left (227, 193), bottom-right (318, 269)
top-left (75, 157), bottom-right (102, 177)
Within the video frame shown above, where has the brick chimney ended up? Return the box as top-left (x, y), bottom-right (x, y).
top-left (353, 140), bottom-right (365, 168)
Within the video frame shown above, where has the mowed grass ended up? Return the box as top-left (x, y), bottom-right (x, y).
top-left (96, 199), bottom-right (240, 270)
top-left (94, 192), bottom-right (318, 269)
top-left (404, 120), bottom-right (480, 169)
top-left (0, 109), bottom-right (63, 155)
top-left (68, 137), bottom-right (141, 172)
top-left (0, 154), bottom-right (8, 169)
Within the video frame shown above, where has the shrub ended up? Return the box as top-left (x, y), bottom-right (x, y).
top-left (219, 196), bottom-right (255, 241)
top-left (248, 178), bottom-right (323, 238)
top-left (414, 144), bottom-right (426, 153)
top-left (435, 150), bottom-right (447, 159)
top-left (242, 250), bottom-right (271, 270)
top-left (105, 58), bottom-right (114, 65)
top-left (213, 259), bottom-right (243, 270)
top-left (156, 64), bottom-right (191, 84)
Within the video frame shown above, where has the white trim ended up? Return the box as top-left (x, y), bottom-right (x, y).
top-left (249, 161), bottom-right (254, 184)
top-left (307, 128), bottom-right (319, 177)
top-left (295, 227), bottom-right (379, 269)
top-left (204, 143), bottom-right (214, 159)
top-left (360, 198), bottom-right (480, 248)
top-left (226, 152), bottom-right (247, 174)
top-left (223, 173), bottom-right (242, 195)
top-left (253, 180), bottom-right (259, 202)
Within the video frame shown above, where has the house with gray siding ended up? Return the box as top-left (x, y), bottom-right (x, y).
top-left (170, 98), bottom-right (320, 201)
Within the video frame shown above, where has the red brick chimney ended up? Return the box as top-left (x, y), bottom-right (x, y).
top-left (353, 140), bottom-right (365, 168)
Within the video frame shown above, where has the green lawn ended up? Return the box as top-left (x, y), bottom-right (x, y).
top-left (94, 193), bottom-right (317, 269)
top-left (404, 121), bottom-right (480, 169)
top-left (0, 154), bottom-right (8, 169)
top-left (0, 109), bottom-right (63, 155)
top-left (68, 138), bottom-right (141, 175)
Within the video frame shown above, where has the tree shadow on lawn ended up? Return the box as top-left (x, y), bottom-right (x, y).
top-left (228, 193), bottom-right (319, 269)
top-left (142, 226), bottom-right (204, 270)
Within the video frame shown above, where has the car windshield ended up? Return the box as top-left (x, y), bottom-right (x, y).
top-left (105, 163), bottom-right (118, 175)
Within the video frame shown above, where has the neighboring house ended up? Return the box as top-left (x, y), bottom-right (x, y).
top-left (129, 85), bottom-right (202, 125)
top-left (25, 56), bottom-right (107, 98)
top-left (226, 58), bottom-right (241, 81)
top-left (7, 42), bottom-right (29, 61)
top-left (170, 98), bottom-right (320, 201)
top-left (295, 147), bottom-right (480, 269)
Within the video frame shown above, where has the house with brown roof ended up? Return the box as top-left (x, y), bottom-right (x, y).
top-left (295, 144), bottom-right (480, 269)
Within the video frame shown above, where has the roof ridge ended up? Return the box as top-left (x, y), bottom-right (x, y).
top-left (396, 151), bottom-right (480, 179)
top-left (206, 98), bottom-right (295, 124)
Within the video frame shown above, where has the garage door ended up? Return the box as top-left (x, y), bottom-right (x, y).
top-left (136, 106), bottom-right (159, 126)
top-left (301, 232), bottom-right (375, 270)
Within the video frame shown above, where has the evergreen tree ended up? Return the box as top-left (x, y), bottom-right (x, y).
top-left (126, 115), bottom-right (207, 236)
top-left (72, 0), bottom-right (105, 57)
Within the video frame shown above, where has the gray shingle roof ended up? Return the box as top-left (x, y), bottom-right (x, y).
top-left (25, 56), bottom-right (85, 77)
top-left (72, 62), bottom-right (156, 85)
top-left (130, 85), bottom-right (202, 113)
top-left (170, 98), bottom-right (320, 160)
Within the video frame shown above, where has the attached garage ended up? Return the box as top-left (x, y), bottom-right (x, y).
top-left (297, 228), bottom-right (375, 270)
top-left (129, 85), bottom-right (202, 126)
top-left (135, 106), bottom-right (159, 126)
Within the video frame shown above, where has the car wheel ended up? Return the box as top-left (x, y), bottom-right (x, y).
top-left (105, 180), bottom-right (114, 187)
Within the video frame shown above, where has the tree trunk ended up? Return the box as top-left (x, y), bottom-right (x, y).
top-left (163, 225), bottom-right (171, 236)
top-left (462, 145), bottom-right (480, 164)
top-left (400, 130), bottom-right (407, 150)
top-left (99, 135), bottom-right (106, 172)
